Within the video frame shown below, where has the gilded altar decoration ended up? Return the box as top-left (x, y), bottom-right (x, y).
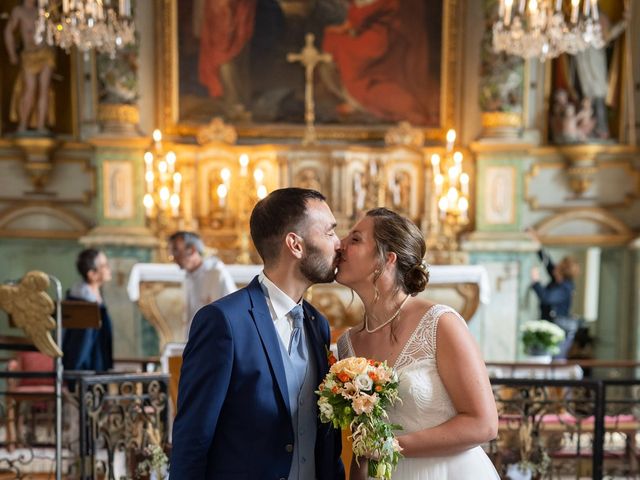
top-left (0, 271), bottom-right (61, 357)
top-left (196, 117), bottom-right (238, 145)
top-left (384, 122), bottom-right (425, 148)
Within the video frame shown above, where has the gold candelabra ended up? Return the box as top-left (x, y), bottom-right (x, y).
top-left (429, 129), bottom-right (470, 254)
top-left (213, 153), bottom-right (268, 264)
top-left (142, 129), bottom-right (182, 237)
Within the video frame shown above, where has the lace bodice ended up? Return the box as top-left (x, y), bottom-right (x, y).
top-left (337, 304), bottom-right (464, 433)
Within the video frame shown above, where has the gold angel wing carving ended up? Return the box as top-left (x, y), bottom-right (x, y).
top-left (0, 271), bottom-right (62, 358)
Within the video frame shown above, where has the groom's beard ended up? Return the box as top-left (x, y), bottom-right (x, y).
top-left (300, 242), bottom-right (337, 284)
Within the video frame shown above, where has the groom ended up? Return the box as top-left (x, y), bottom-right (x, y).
top-left (170, 188), bottom-right (345, 479)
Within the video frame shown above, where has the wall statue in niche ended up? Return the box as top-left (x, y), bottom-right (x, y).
top-left (96, 20), bottom-right (140, 131)
top-left (478, 0), bottom-right (524, 137)
top-left (0, 0), bottom-right (74, 136)
top-left (549, 0), bottom-right (628, 144)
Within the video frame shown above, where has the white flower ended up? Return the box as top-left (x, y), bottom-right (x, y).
top-left (318, 397), bottom-right (334, 419)
top-left (352, 392), bottom-right (378, 415)
top-left (324, 378), bottom-right (337, 390)
top-left (354, 374), bottom-right (373, 392)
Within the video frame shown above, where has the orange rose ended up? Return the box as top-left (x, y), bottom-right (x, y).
top-left (328, 353), bottom-right (337, 366)
top-left (330, 357), bottom-right (369, 378)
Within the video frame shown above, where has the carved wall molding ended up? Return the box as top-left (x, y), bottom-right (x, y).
top-left (0, 204), bottom-right (89, 239)
top-left (534, 208), bottom-right (634, 246)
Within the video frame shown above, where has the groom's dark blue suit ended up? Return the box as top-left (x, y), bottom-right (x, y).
top-left (170, 276), bottom-right (344, 479)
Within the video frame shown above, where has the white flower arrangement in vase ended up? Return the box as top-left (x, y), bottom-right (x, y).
top-left (521, 320), bottom-right (566, 356)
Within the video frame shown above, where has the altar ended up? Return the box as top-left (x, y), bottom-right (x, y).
top-left (127, 262), bottom-right (491, 349)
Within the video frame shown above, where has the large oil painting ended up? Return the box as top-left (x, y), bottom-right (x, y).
top-left (159, 0), bottom-right (460, 140)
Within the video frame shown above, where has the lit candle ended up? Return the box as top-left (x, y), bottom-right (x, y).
top-left (499, 0), bottom-right (505, 20)
top-left (448, 165), bottom-right (459, 185)
top-left (143, 193), bottom-right (154, 216)
top-left (583, 0), bottom-right (590, 16)
top-left (158, 161), bottom-right (167, 175)
top-left (145, 171), bottom-right (154, 193)
top-left (170, 193), bottom-right (180, 217)
top-left (253, 168), bottom-right (264, 184)
top-left (505, 0), bottom-right (514, 25)
top-left (447, 186), bottom-right (459, 206)
top-left (152, 129), bottom-right (162, 148)
top-left (159, 186), bottom-right (170, 208)
top-left (518, 0), bottom-right (526, 15)
top-left (458, 197), bottom-right (469, 221)
top-left (434, 174), bottom-right (444, 196)
top-left (453, 151), bottom-right (463, 165)
top-left (591, 0), bottom-right (598, 20)
top-left (166, 151), bottom-right (176, 174)
top-left (529, 0), bottom-right (538, 16)
top-left (445, 129), bottom-right (456, 152)
top-left (239, 154), bottom-right (249, 177)
top-left (438, 196), bottom-right (448, 220)
top-left (257, 185), bottom-right (268, 199)
top-left (144, 151), bottom-right (153, 167)
top-left (221, 167), bottom-right (231, 185)
top-left (173, 172), bottom-right (182, 194)
top-left (217, 184), bottom-right (228, 208)
top-left (430, 154), bottom-right (441, 176)
top-left (460, 172), bottom-right (469, 196)
top-left (570, 0), bottom-right (579, 23)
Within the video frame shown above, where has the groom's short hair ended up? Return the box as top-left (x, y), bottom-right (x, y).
top-left (250, 187), bottom-right (326, 265)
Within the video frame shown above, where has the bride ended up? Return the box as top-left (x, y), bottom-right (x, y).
top-left (336, 208), bottom-right (499, 479)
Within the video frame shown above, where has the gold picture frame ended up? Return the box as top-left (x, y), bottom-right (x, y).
top-left (155, 0), bottom-right (462, 142)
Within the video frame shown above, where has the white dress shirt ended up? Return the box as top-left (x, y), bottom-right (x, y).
top-left (258, 271), bottom-right (303, 348)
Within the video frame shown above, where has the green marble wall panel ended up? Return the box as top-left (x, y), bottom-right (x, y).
top-left (475, 155), bottom-right (524, 233)
top-left (596, 248), bottom-right (632, 360)
top-left (95, 147), bottom-right (146, 229)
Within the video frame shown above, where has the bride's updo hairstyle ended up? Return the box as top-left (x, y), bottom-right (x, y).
top-left (366, 208), bottom-right (429, 295)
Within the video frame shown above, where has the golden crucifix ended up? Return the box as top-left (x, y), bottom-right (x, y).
top-left (287, 33), bottom-right (332, 145)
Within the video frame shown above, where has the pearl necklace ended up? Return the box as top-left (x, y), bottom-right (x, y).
top-left (364, 295), bottom-right (411, 334)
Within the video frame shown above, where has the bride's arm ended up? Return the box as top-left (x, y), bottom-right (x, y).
top-left (397, 312), bottom-right (498, 457)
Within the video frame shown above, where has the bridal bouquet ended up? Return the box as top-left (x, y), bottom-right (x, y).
top-left (317, 352), bottom-right (402, 479)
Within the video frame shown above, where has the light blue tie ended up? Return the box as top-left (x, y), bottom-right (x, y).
top-left (288, 304), bottom-right (307, 390)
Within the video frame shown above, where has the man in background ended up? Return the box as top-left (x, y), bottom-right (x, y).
top-left (168, 231), bottom-right (236, 338)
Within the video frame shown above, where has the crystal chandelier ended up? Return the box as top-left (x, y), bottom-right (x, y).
top-left (36, 0), bottom-right (135, 57)
top-left (493, 0), bottom-right (604, 60)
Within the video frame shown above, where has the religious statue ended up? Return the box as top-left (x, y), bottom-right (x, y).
top-left (3, 0), bottom-right (56, 134)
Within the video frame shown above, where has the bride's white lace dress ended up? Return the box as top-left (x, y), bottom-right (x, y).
top-left (337, 304), bottom-right (499, 479)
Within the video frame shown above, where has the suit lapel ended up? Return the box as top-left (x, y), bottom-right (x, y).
top-left (302, 302), bottom-right (328, 378)
top-left (247, 277), bottom-right (292, 418)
